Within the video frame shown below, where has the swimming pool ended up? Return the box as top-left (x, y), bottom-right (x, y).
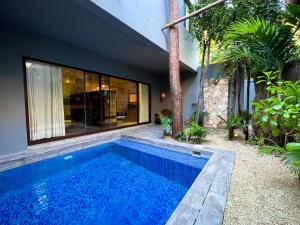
top-left (0, 138), bottom-right (208, 225)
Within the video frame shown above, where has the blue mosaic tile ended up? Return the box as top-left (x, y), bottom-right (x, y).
top-left (0, 139), bottom-right (208, 224)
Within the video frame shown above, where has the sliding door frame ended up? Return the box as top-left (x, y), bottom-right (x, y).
top-left (22, 56), bottom-right (151, 146)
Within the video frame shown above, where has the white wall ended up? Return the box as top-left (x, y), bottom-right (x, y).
top-left (89, 0), bottom-right (199, 70)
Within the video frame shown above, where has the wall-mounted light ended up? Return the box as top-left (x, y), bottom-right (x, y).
top-left (160, 92), bottom-right (166, 102)
top-left (129, 93), bottom-right (137, 103)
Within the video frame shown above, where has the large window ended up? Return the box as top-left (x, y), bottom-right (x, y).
top-left (24, 59), bottom-right (150, 143)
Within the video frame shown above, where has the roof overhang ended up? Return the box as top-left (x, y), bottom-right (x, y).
top-left (0, 0), bottom-right (195, 74)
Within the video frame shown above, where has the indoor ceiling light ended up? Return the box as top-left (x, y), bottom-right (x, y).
top-left (25, 62), bottom-right (32, 68)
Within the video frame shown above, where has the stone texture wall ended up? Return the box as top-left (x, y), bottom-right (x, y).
top-left (203, 78), bottom-right (228, 128)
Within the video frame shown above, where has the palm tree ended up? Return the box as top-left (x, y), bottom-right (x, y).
top-left (223, 17), bottom-right (296, 101)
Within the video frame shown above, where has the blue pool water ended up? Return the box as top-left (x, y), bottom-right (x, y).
top-left (0, 139), bottom-right (208, 225)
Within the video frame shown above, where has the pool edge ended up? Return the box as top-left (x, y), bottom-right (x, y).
top-left (121, 134), bottom-right (235, 225)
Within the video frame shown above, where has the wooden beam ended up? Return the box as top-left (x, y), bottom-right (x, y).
top-left (162, 0), bottom-right (226, 30)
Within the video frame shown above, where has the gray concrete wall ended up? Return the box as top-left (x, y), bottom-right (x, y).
top-left (89, 0), bottom-right (199, 70)
top-left (0, 22), bottom-right (170, 156)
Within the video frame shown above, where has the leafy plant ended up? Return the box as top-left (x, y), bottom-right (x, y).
top-left (259, 142), bottom-right (300, 179)
top-left (175, 130), bottom-right (186, 142)
top-left (283, 142), bottom-right (300, 179)
top-left (185, 121), bottom-right (210, 144)
top-left (159, 113), bottom-right (172, 136)
top-left (223, 18), bottom-right (296, 74)
top-left (176, 121), bottom-right (210, 144)
top-left (227, 116), bottom-right (243, 140)
top-left (252, 80), bottom-right (300, 146)
top-left (282, 4), bottom-right (300, 36)
top-left (258, 145), bottom-right (286, 156)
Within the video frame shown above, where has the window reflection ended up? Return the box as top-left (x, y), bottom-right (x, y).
top-left (100, 76), bottom-right (111, 128)
top-left (85, 72), bottom-right (101, 131)
top-left (25, 59), bottom-right (149, 142)
top-left (110, 77), bottom-right (137, 127)
top-left (62, 67), bottom-right (85, 135)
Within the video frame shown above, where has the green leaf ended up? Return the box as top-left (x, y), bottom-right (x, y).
top-left (259, 145), bottom-right (285, 155)
top-left (273, 104), bottom-right (283, 110)
top-left (286, 143), bottom-right (300, 151)
top-left (272, 128), bottom-right (281, 137)
top-left (262, 115), bottom-right (269, 122)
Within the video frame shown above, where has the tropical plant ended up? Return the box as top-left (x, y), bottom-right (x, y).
top-left (232, 0), bottom-right (281, 24)
top-left (252, 79), bottom-right (300, 146)
top-left (191, 0), bottom-right (233, 122)
top-left (224, 18), bottom-right (296, 74)
top-left (176, 121), bottom-right (210, 144)
top-left (258, 145), bottom-right (286, 156)
top-left (175, 130), bottom-right (186, 142)
top-left (227, 116), bottom-right (243, 140)
top-left (159, 113), bottom-right (172, 136)
top-left (259, 142), bottom-right (300, 179)
top-left (282, 4), bottom-right (300, 37)
top-left (283, 142), bottom-right (300, 178)
top-left (185, 121), bottom-right (210, 144)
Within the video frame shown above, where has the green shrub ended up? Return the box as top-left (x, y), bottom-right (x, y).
top-left (252, 79), bottom-right (300, 146)
top-left (258, 145), bottom-right (286, 156)
top-left (176, 121), bottom-right (210, 144)
top-left (227, 116), bottom-right (243, 140)
top-left (283, 142), bottom-right (300, 179)
top-left (187, 122), bottom-right (210, 144)
top-left (175, 130), bottom-right (186, 142)
top-left (159, 113), bottom-right (172, 136)
top-left (259, 142), bottom-right (300, 179)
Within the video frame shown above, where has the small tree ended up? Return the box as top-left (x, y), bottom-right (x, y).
top-left (190, 0), bottom-right (233, 122)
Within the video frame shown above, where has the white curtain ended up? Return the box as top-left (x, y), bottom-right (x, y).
top-left (139, 83), bottom-right (149, 123)
top-left (26, 60), bottom-right (65, 140)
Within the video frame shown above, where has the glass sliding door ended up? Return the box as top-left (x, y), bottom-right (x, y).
top-left (25, 58), bottom-right (150, 144)
top-left (85, 72), bottom-right (101, 131)
top-left (100, 75), bottom-right (111, 128)
top-left (62, 67), bottom-right (85, 135)
top-left (138, 83), bottom-right (150, 123)
top-left (110, 77), bottom-right (137, 127)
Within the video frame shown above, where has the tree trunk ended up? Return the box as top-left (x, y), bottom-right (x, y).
top-left (195, 40), bottom-right (207, 122)
top-left (169, 0), bottom-right (183, 137)
top-left (245, 64), bottom-right (251, 140)
top-left (229, 70), bottom-right (237, 118)
top-left (195, 38), bottom-right (210, 123)
top-left (236, 65), bottom-right (242, 115)
top-left (254, 74), bottom-right (268, 101)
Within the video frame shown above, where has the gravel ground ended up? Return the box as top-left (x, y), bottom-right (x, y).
top-left (203, 129), bottom-right (300, 225)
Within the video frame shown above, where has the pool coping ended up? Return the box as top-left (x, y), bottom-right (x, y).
top-left (0, 125), bottom-right (148, 172)
top-left (122, 135), bottom-right (235, 225)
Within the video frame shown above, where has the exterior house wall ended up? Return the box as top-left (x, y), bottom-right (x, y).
top-left (0, 22), bottom-right (170, 156)
top-left (89, 0), bottom-right (199, 70)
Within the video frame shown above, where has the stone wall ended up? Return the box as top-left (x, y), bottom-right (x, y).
top-left (203, 78), bottom-right (228, 128)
